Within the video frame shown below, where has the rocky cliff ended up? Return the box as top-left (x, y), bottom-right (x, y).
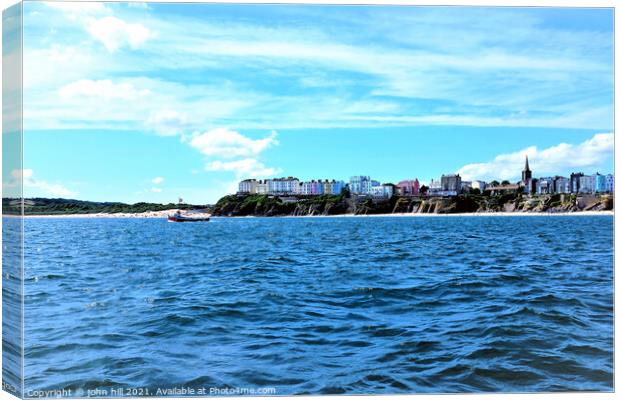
top-left (211, 193), bottom-right (613, 217)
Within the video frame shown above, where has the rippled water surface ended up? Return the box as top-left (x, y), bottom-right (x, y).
top-left (24, 216), bottom-right (613, 394)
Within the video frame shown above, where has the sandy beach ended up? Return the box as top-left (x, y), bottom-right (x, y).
top-left (23, 209), bottom-right (210, 219)
top-left (281, 211), bottom-right (615, 218)
top-left (22, 210), bottom-right (614, 218)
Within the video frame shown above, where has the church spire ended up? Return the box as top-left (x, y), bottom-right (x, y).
top-left (522, 155), bottom-right (532, 182)
top-left (525, 155), bottom-right (530, 172)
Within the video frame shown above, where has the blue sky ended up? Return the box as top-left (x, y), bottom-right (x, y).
top-left (13, 2), bottom-right (614, 203)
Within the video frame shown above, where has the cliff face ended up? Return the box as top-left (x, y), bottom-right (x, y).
top-left (213, 194), bottom-right (382, 217)
top-left (211, 193), bottom-right (613, 217)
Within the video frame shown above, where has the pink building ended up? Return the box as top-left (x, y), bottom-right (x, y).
top-left (396, 179), bottom-right (420, 196)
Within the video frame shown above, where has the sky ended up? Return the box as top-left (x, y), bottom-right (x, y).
top-left (8, 2), bottom-right (614, 204)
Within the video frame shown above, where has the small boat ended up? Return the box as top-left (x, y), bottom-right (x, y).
top-left (167, 212), bottom-right (210, 222)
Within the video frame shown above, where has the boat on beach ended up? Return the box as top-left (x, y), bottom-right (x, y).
top-left (167, 211), bottom-right (210, 222)
top-left (167, 198), bottom-right (210, 222)
top-left (168, 199), bottom-right (211, 222)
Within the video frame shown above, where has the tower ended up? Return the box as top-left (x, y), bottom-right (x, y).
top-left (522, 155), bottom-right (532, 182)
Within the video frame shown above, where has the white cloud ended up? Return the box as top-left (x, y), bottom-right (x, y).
top-left (146, 110), bottom-right (188, 136)
top-left (85, 16), bottom-right (152, 52)
top-left (189, 128), bottom-right (278, 158)
top-left (32, 181), bottom-right (75, 197)
top-left (205, 158), bottom-right (282, 178)
top-left (189, 128), bottom-right (281, 180)
top-left (149, 177), bottom-right (164, 194)
top-left (457, 133), bottom-right (614, 181)
top-left (23, 45), bottom-right (100, 90)
top-left (5, 169), bottom-right (76, 197)
top-left (59, 79), bottom-right (151, 100)
top-left (11, 168), bottom-right (33, 180)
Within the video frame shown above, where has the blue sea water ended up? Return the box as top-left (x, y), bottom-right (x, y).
top-left (22, 216), bottom-right (613, 395)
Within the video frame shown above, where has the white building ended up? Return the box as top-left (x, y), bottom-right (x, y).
top-left (300, 181), bottom-right (312, 195)
top-left (256, 180), bottom-right (268, 194)
top-left (537, 177), bottom-right (554, 194)
top-left (370, 184), bottom-right (394, 198)
top-left (428, 178), bottom-right (442, 195)
top-left (349, 176), bottom-right (374, 194)
top-left (266, 177), bottom-right (300, 194)
top-left (238, 179), bottom-right (258, 194)
top-left (427, 179), bottom-right (457, 196)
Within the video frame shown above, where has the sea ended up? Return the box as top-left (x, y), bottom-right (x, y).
top-left (16, 215), bottom-right (614, 395)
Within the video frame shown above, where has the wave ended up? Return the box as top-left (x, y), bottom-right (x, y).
top-left (22, 216), bottom-right (613, 394)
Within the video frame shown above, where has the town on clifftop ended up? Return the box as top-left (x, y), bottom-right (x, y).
top-left (209, 156), bottom-right (613, 217)
top-left (235, 156), bottom-right (614, 198)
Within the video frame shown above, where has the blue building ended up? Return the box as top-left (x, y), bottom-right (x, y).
top-left (331, 180), bottom-right (345, 194)
top-left (593, 173), bottom-right (606, 193)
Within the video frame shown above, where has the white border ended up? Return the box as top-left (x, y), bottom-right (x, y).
top-left (0, 1), bottom-right (616, 400)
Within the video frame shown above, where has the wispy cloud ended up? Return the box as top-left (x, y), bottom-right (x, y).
top-left (24, 72), bottom-right (251, 131)
top-left (151, 177), bottom-right (164, 184)
top-left (206, 158), bottom-right (282, 178)
top-left (23, 4), bottom-right (613, 132)
top-left (457, 133), bottom-right (614, 181)
top-left (146, 110), bottom-right (188, 136)
top-left (85, 16), bottom-right (153, 52)
top-left (189, 128), bottom-right (278, 158)
top-left (59, 79), bottom-right (151, 100)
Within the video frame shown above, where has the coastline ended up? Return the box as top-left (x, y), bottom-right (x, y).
top-left (279, 211), bottom-right (615, 218)
top-left (22, 209), bottom-right (198, 219)
top-left (21, 210), bottom-right (614, 218)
